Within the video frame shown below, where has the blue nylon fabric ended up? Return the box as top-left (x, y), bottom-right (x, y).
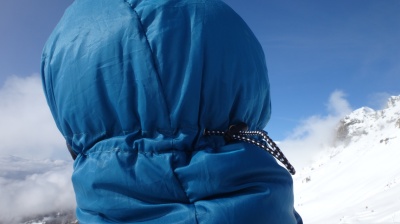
top-left (41, 0), bottom-right (302, 223)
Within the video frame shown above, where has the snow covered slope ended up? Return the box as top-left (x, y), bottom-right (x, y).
top-left (294, 96), bottom-right (400, 223)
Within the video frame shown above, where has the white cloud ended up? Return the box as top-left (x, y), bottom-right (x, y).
top-left (326, 90), bottom-right (352, 117)
top-left (0, 74), bottom-right (67, 159)
top-left (280, 90), bottom-right (352, 170)
top-left (0, 75), bottom-right (75, 223)
top-left (0, 157), bottom-right (75, 223)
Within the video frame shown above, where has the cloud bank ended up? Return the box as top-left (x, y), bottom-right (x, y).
top-left (281, 90), bottom-right (353, 170)
top-left (0, 75), bottom-right (75, 223)
top-left (0, 74), bottom-right (67, 159)
top-left (0, 157), bottom-right (75, 223)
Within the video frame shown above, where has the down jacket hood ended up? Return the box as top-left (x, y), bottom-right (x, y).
top-left (42, 0), bottom-right (301, 223)
top-left (42, 0), bottom-right (270, 154)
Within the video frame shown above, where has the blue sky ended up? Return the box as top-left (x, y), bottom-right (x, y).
top-left (225, 0), bottom-right (400, 139)
top-left (1, 0), bottom-right (399, 141)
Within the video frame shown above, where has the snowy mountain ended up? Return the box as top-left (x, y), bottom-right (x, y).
top-left (294, 96), bottom-right (400, 223)
top-left (20, 211), bottom-right (76, 224)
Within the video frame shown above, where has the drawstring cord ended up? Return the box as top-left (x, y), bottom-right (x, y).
top-left (204, 122), bottom-right (296, 175)
top-left (65, 122), bottom-right (296, 175)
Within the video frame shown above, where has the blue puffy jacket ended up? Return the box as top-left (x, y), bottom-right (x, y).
top-left (41, 0), bottom-right (302, 223)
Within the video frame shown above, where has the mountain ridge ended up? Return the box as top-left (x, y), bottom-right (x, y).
top-left (294, 95), bottom-right (400, 223)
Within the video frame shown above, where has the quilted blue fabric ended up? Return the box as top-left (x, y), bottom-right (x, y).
top-left (41, 0), bottom-right (302, 223)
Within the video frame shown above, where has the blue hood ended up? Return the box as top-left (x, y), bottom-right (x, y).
top-left (42, 0), bottom-right (301, 223)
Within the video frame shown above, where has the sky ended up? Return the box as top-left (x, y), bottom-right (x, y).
top-left (223, 0), bottom-right (400, 139)
top-left (0, 0), bottom-right (399, 155)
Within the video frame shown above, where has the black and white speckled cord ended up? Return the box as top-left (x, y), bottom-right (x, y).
top-left (204, 123), bottom-right (296, 175)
